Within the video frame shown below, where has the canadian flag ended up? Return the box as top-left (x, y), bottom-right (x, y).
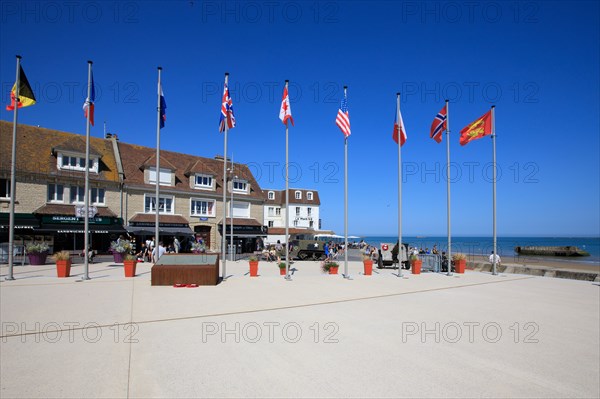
top-left (279, 83), bottom-right (294, 126)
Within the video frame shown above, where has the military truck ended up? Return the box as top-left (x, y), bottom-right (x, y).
top-left (378, 242), bottom-right (409, 269)
top-left (288, 234), bottom-right (326, 260)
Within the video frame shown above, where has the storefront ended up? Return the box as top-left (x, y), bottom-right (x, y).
top-left (36, 215), bottom-right (126, 253)
top-left (218, 218), bottom-right (267, 254)
top-left (126, 214), bottom-right (194, 252)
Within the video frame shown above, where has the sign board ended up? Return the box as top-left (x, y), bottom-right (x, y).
top-left (75, 206), bottom-right (98, 218)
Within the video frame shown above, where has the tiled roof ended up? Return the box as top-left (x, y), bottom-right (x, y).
top-left (128, 214), bottom-right (189, 224)
top-left (118, 142), bottom-right (263, 200)
top-left (0, 121), bottom-right (121, 183)
top-left (33, 204), bottom-right (117, 217)
top-left (263, 189), bottom-right (321, 205)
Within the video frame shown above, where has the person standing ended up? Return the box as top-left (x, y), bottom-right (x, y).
top-left (489, 251), bottom-right (501, 266)
top-left (173, 237), bottom-right (180, 254)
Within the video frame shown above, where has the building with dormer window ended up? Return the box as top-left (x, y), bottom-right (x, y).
top-left (263, 188), bottom-right (321, 244)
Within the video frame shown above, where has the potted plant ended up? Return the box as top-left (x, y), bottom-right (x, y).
top-left (410, 254), bottom-right (422, 275)
top-left (26, 242), bottom-right (49, 265)
top-left (362, 254), bottom-right (373, 276)
top-left (453, 253), bottom-right (467, 273)
top-left (248, 256), bottom-right (259, 277)
top-left (123, 253), bottom-right (137, 277)
top-left (110, 239), bottom-right (132, 263)
top-left (321, 261), bottom-right (339, 275)
top-left (191, 242), bottom-right (206, 254)
top-left (278, 261), bottom-right (287, 275)
top-left (54, 250), bottom-right (72, 278)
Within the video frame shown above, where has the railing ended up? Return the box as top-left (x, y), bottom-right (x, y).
top-left (417, 254), bottom-right (441, 273)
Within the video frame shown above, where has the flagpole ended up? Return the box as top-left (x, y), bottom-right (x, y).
top-left (82, 60), bottom-right (93, 280)
top-left (6, 55), bottom-right (21, 281)
top-left (221, 72), bottom-right (229, 281)
top-left (284, 80), bottom-right (291, 281)
top-left (155, 67), bottom-right (162, 261)
top-left (343, 86), bottom-right (350, 279)
top-left (229, 154), bottom-right (234, 262)
top-left (396, 93), bottom-right (403, 278)
top-left (491, 105), bottom-right (498, 275)
top-left (445, 99), bottom-right (452, 276)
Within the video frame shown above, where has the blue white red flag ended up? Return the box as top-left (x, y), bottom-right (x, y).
top-left (430, 104), bottom-right (447, 143)
top-left (219, 83), bottom-right (235, 132)
top-left (83, 70), bottom-right (96, 126)
top-left (335, 92), bottom-right (351, 137)
top-left (159, 83), bottom-right (167, 129)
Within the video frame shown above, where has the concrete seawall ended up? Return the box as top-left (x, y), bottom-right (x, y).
top-left (468, 261), bottom-right (600, 282)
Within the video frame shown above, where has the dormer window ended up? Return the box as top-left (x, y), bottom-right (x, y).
top-left (57, 152), bottom-right (98, 173)
top-left (268, 191), bottom-right (275, 200)
top-left (233, 179), bottom-right (248, 194)
top-left (307, 192), bottom-right (313, 200)
top-left (295, 191), bottom-right (301, 200)
top-left (194, 174), bottom-right (213, 189)
top-left (148, 167), bottom-right (172, 186)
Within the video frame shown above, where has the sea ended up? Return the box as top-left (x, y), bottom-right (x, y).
top-left (360, 236), bottom-right (600, 265)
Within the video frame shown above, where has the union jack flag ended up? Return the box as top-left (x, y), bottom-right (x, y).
top-left (219, 83), bottom-right (235, 132)
top-left (430, 104), bottom-right (447, 143)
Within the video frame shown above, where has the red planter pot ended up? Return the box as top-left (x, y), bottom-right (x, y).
top-left (455, 259), bottom-right (466, 274)
top-left (363, 260), bottom-right (373, 276)
top-left (279, 267), bottom-right (286, 275)
top-left (56, 260), bottom-right (71, 278)
top-left (124, 260), bottom-right (137, 277)
top-left (113, 252), bottom-right (125, 263)
top-left (249, 261), bottom-right (259, 277)
top-left (411, 260), bottom-right (422, 275)
top-left (27, 252), bottom-right (48, 265)
top-left (329, 266), bottom-right (339, 275)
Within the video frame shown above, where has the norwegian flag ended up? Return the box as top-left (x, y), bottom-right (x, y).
top-left (219, 82), bottom-right (235, 132)
top-left (335, 91), bottom-right (351, 137)
top-left (279, 84), bottom-right (294, 126)
top-left (392, 104), bottom-right (407, 146)
top-left (430, 104), bottom-right (447, 143)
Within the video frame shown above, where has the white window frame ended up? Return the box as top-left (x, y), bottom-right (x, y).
top-left (70, 186), bottom-right (85, 204)
top-left (190, 198), bottom-right (216, 217)
top-left (267, 191), bottom-right (275, 200)
top-left (295, 207), bottom-right (301, 216)
top-left (0, 178), bottom-right (10, 199)
top-left (307, 207), bottom-right (312, 217)
top-left (194, 174), bottom-right (213, 190)
top-left (268, 220), bottom-right (274, 227)
top-left (231, 201), bottom-right (250, 218)
top-left (275, 207), bottom-right (281, 216)
top-left (293, 220), bottom-right (299, 227)
top-left (232, 179), bottom-right (248, 194)
top-left (57, 152), bottom-right (98, 173)
top-left (144, 194), bottom-right (174, 214)
top-left (47, 184), bottom-right (64, 203)
top-left (307, 192), bottom-right (313, 200)
top-left (268, 207), bottom-right (275, 217)
top-left (148, 167), bottom-right (172, 186)
top-left (91, 188), bottom-right (105, 205)
top-left (295, 191), bottom-right (301, 200)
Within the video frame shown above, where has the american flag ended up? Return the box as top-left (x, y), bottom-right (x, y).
top-left (392, 104), bottom-right (407, 146)
top-left (335, 92), bottom-right (351, 137)
top-left (219, 83), bottom-right (235, 132)
top-left (430, 104), bottom-right (447, 143)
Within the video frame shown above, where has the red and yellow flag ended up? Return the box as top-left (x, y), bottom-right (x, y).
top-left (459, 110), bottom-right (492, 146)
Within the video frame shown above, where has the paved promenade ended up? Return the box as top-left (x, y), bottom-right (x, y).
top-left (1, 258), bottom-right (599, 398)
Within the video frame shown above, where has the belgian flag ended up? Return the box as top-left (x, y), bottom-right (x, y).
top-left (6, 65), bottom-right (36, 111)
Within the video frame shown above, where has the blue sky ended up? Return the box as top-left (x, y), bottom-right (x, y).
top-left (1, 0), bottom-right (599, 236)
